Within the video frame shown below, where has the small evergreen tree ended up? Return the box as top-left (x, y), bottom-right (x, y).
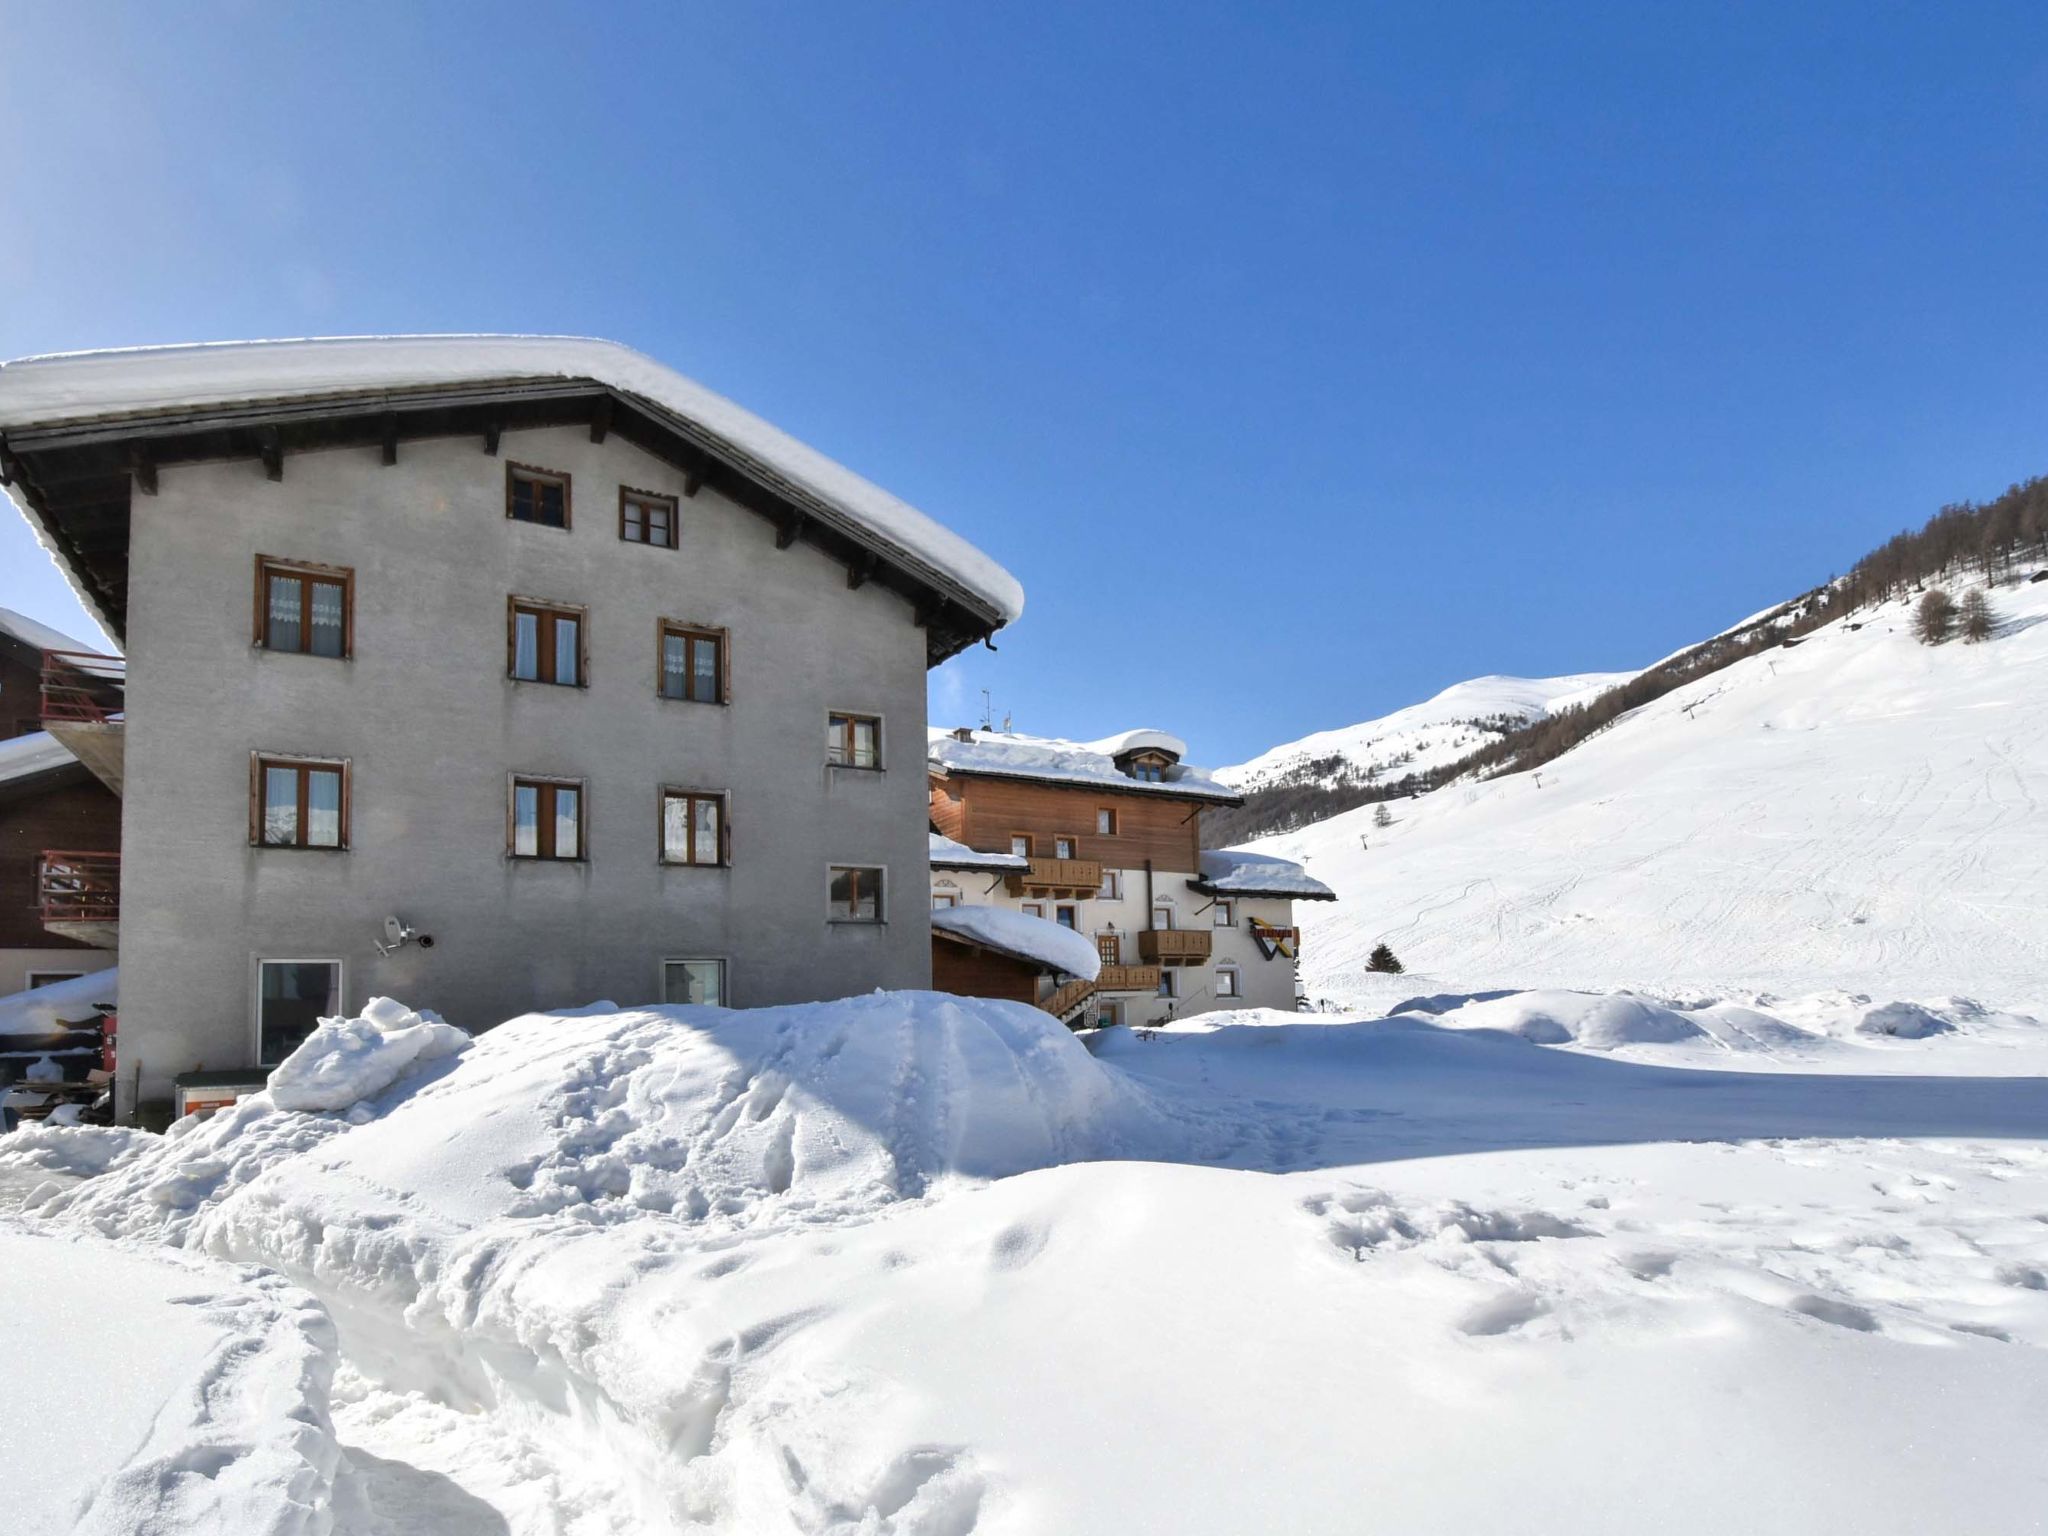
top-left (1366, 942), bottom-right (1404, 974)
top-left (1960, 587), bottom-right (1996, 642)
top-left (1915, 586), bottom-right (1957, 644)
top-left (1372, 803), bottom-right (1394, 829)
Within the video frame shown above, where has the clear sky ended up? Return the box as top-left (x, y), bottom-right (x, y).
top-left (5, 2), bottom-right (2048, 765)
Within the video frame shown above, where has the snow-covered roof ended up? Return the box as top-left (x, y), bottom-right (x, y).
top-left (0, 967), bottom-right (116, 1035)
top-left (928, 832), bottom-right (1031, 871)
top-left (0, 605), bottom-right (92, 657)
top-left (0, 335), bottom-right (1023, 627)
top-left (0, 730), bottom-right (77, 789)
top-left (928, 728), bottom-right (1240, 804)
top-left (1192, 849), bottom-right (1338, 901)
top-left (930, 905), bottom-right (1102, 980)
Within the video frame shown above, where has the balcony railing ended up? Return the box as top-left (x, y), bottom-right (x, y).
top-left (1097, 964), bottom-right (1163, 993)
top-left (42, 649), bottom-right (126, 725)
top-left (38, 850), bottom-right (119, 929)
top-left (1138, 929), bottom-right (1213, 966)
top-left (1006, 857), bottom-right (1103, 896)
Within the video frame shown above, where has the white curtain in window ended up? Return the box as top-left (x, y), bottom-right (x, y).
top-left (267, 576), bottom-right (302, 652)
top-left (663, 634), bottom-right (688, 698)
top-left (553, 618), bottom-right (579, 686)
top-left (662, 794), bottom-right (688, 859)
top-left (554, 787), bottom-right (579, 858)
top-left (306, 769), bottom-right (342, 847)
top-left (693, 797), bottom-right (720, 864)
top-left (514, 784), bottom-right (540, 856)
top-left (263, 766), bottom-right (298, 844)
top-left (309, 581), bottom-right (344, 657)
top-left (513, 612), bottom-right (539, 680)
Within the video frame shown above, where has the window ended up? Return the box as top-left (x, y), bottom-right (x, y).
top-left (1214, 899), bottom-right (1236, 928)
top-left (511, 777), bottom-right (583, 860)
top-left (1097, 808), bottom-right (1117, 835)
top-left (510, 600), bottom-right (584, 686)
top-left (662, 958), bottom-right (725, 1007)
top-left (932, 892), bottom-right (958, 909)
top-left (1216, 965), bottom-right (1241, 998)
top-left (1010, 835), bottom-right (1032, 858)
top-left (1095, 932), bottom-right (1121, 967)
top-left (25, 970), bottom-right (85, 990)
top-left (620, 486), bottom-right (678, 548)
top-left (1022, 901), bottom-right (1046, 920)
top-left (1098, 870), bottom-right (1122, 901)
top-left (1129, 754), bottom-right (1169, 783)
top-left (661, 789), bottom-right (727, 866)
top-left (1157, 968), bottom-right (1178, 999)
top-left (1055, 904), bottom-right (1078, 930)
top-left (255, 557), bottom-right (351, 658)
top-left (258, 959), bottom-right (340, 1064)
top-left (659, 623), bottom-right (724, 704)
top-left (828, 713), bottom-right (882, 769)
top-left (1053, 835), bottom-right (1076, 859)
top-left (507, 463), bottom-right (570, 528)
top-left (1152, 900), bottom-right (1174, 931)
top-left (828, 865), bottom-right (884, 922)
top-left (252, 756), bottom-right (348, 849)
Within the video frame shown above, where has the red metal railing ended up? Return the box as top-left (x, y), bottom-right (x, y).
top-left (37, 850), bottom-right (120, 926)
top-left (41, 649), bottom-right (125, 725)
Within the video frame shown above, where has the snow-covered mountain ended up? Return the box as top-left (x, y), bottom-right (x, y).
top-left (1218, 672), bottom-right (1634, 793)
top-left (1257, 570), bottom-right (2048, 1004)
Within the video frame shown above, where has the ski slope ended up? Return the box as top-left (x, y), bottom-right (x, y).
top-left (1257, 571), bottom-right (2048, 1005)
top-left (1218, 672), bottom-right (1633, 793)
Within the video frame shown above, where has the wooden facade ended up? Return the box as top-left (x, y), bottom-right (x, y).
top-left (928, 774), bottom-right (1205, 874)
top-left (0, 769), bottom-right (120, 953)
top-left (930, 934), bottom-right (1041, 1005)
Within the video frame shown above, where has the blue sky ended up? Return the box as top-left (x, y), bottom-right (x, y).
top-left (5, 3), bottom-right (2048, 765)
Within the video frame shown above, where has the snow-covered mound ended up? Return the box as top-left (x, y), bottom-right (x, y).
top-left (1218, 671), bottom-right (1633, 792)
top-left (2, 1220), bottom-right (342, 1536)
top-left (266, 996), bottom-right (468, 1113)
top-left (0, 966), bottom-right (117, 1035)
top-left (1262, 572), bottom-right (2048, 1002)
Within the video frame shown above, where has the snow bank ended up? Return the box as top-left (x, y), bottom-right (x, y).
top-left (1196, 848), bottom-right (1336, 899)
top-left (0, 966), bottom-right (116, 1035)
top-left (0, 335), bottom-right (1024, 625)
top-left (1428, 989), bottom-right (1709, 1048)
top-left (932, 903), bottom-right (1102, 979)
top-left (266, 996), bottom-right (468, 1113)
top-left (2, 1220), bottom-right (342, 1536)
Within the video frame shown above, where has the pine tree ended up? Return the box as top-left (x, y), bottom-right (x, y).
top-left (1960, 587), bottom-right (1996, 642)
top-left (1914, 587), bottom-right (1957, 644)
top-left (1372, 803), bottom-right (1393, 829)
top-left (1366, 942), bottom-right (1404, 974)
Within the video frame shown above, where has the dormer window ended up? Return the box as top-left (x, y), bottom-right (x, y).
top-left (1128, 752), bottom-right (1171, 783)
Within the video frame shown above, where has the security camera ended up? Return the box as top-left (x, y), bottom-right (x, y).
top-left (417, 934), bottom-right (435, 950)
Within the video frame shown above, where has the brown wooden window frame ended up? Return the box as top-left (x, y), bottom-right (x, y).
top-left (827, 711), bottom-right (883, 770)
top-left (1215, 964), bottom-right (1241, 998)
top-left (249, 753), bottom-right (351, 851)
top-left (828, 864), bottom-right (886, 923)
top-left (1052, 832), bottom-right (1078, 860)
top-left (253, 555), bottom-right (354, 659)
top-left (506, 461), bottom-right (572, 529)
top-left (1010, 833), bottom-right (1034, 858)
top-left (508, 775), bottom-right (586, 862)
top-left (657, 621), bottom-right (727, 705)
top-left (1096, 807), bottom-right (1118, 835)
top-left (660, 787), bottom-right (731, 868)
top-left (509, 598), bottom-right (589, 688)
top-left (1213, 899), bottom-right (1236, 928)
top-left (620, 485), bottom-right (679, 549)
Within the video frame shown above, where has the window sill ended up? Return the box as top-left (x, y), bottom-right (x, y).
top-left (507, 855), bottom-right (588, 864)
top-left (253, 646), bottom-right (353, 662)
top-left (656, 694), bottom-right (727, 706)
top-left (826, 762), bottom-right (886, 773)
top-left (508, 677), bottom-right (589, 690)
top-left (506, 516), bottom-right (573, 534)
top-left (827, 918), bottom-right (887, 926)
top-left (251, 843), bottom-right (350, 853)
top-left (659, 860), bottom-right (730, 870)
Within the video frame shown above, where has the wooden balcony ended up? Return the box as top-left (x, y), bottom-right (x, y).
top-left (1005, 857), bottom-right (1103, 898)
top-left (1096, 964), bottom-right (1162, 993)
top-left (38, 849), bottom-right (119, 950)
top-left (1138, 929), bottom-right (1212, 966)
top-left (42, 649), bottom-right (126, 794)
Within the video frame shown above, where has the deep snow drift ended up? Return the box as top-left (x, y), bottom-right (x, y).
top-left (5, 987), bottom-right (2047, 1534)
top-left (1257, 571), bottom-right (2048, 1003)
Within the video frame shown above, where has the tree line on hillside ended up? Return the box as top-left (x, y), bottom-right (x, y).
top-left (1205, 479), bottom-right (2048, 849)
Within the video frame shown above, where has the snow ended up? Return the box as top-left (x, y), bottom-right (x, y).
top-left (1258, 570), bottom-right (2048, 1002)
top-left (0, 1219), bottom-right (343, 1536)
top-left (927, 831), bottom-right (1029, 870)
top-left (931, 903), bottom-right (1103, 978)
top-left (0, 334), bottom-right (1024, 626)
top-left (265, 997), bottom-right (469, 1113)
top-left (1194, 847), bottom-right (1336, 899)
top-left (0, 728), bottom-right (77, 787)
top-left (1217, 671), bottom-right (1635, 791)
top-left (928, 726), bottom-right (1240, 801)
top-left (0, 965), bottom-right (116, 1035)
top-left (0, 602), bottom-right (94, 656)
top-left (5, 986), bottom-right (2045, 1532)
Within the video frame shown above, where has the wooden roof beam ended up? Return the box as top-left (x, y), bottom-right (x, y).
top-left (258, 427), bottom-right (283, 482)
top-left (380, 413), bottom-right (400, 466)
